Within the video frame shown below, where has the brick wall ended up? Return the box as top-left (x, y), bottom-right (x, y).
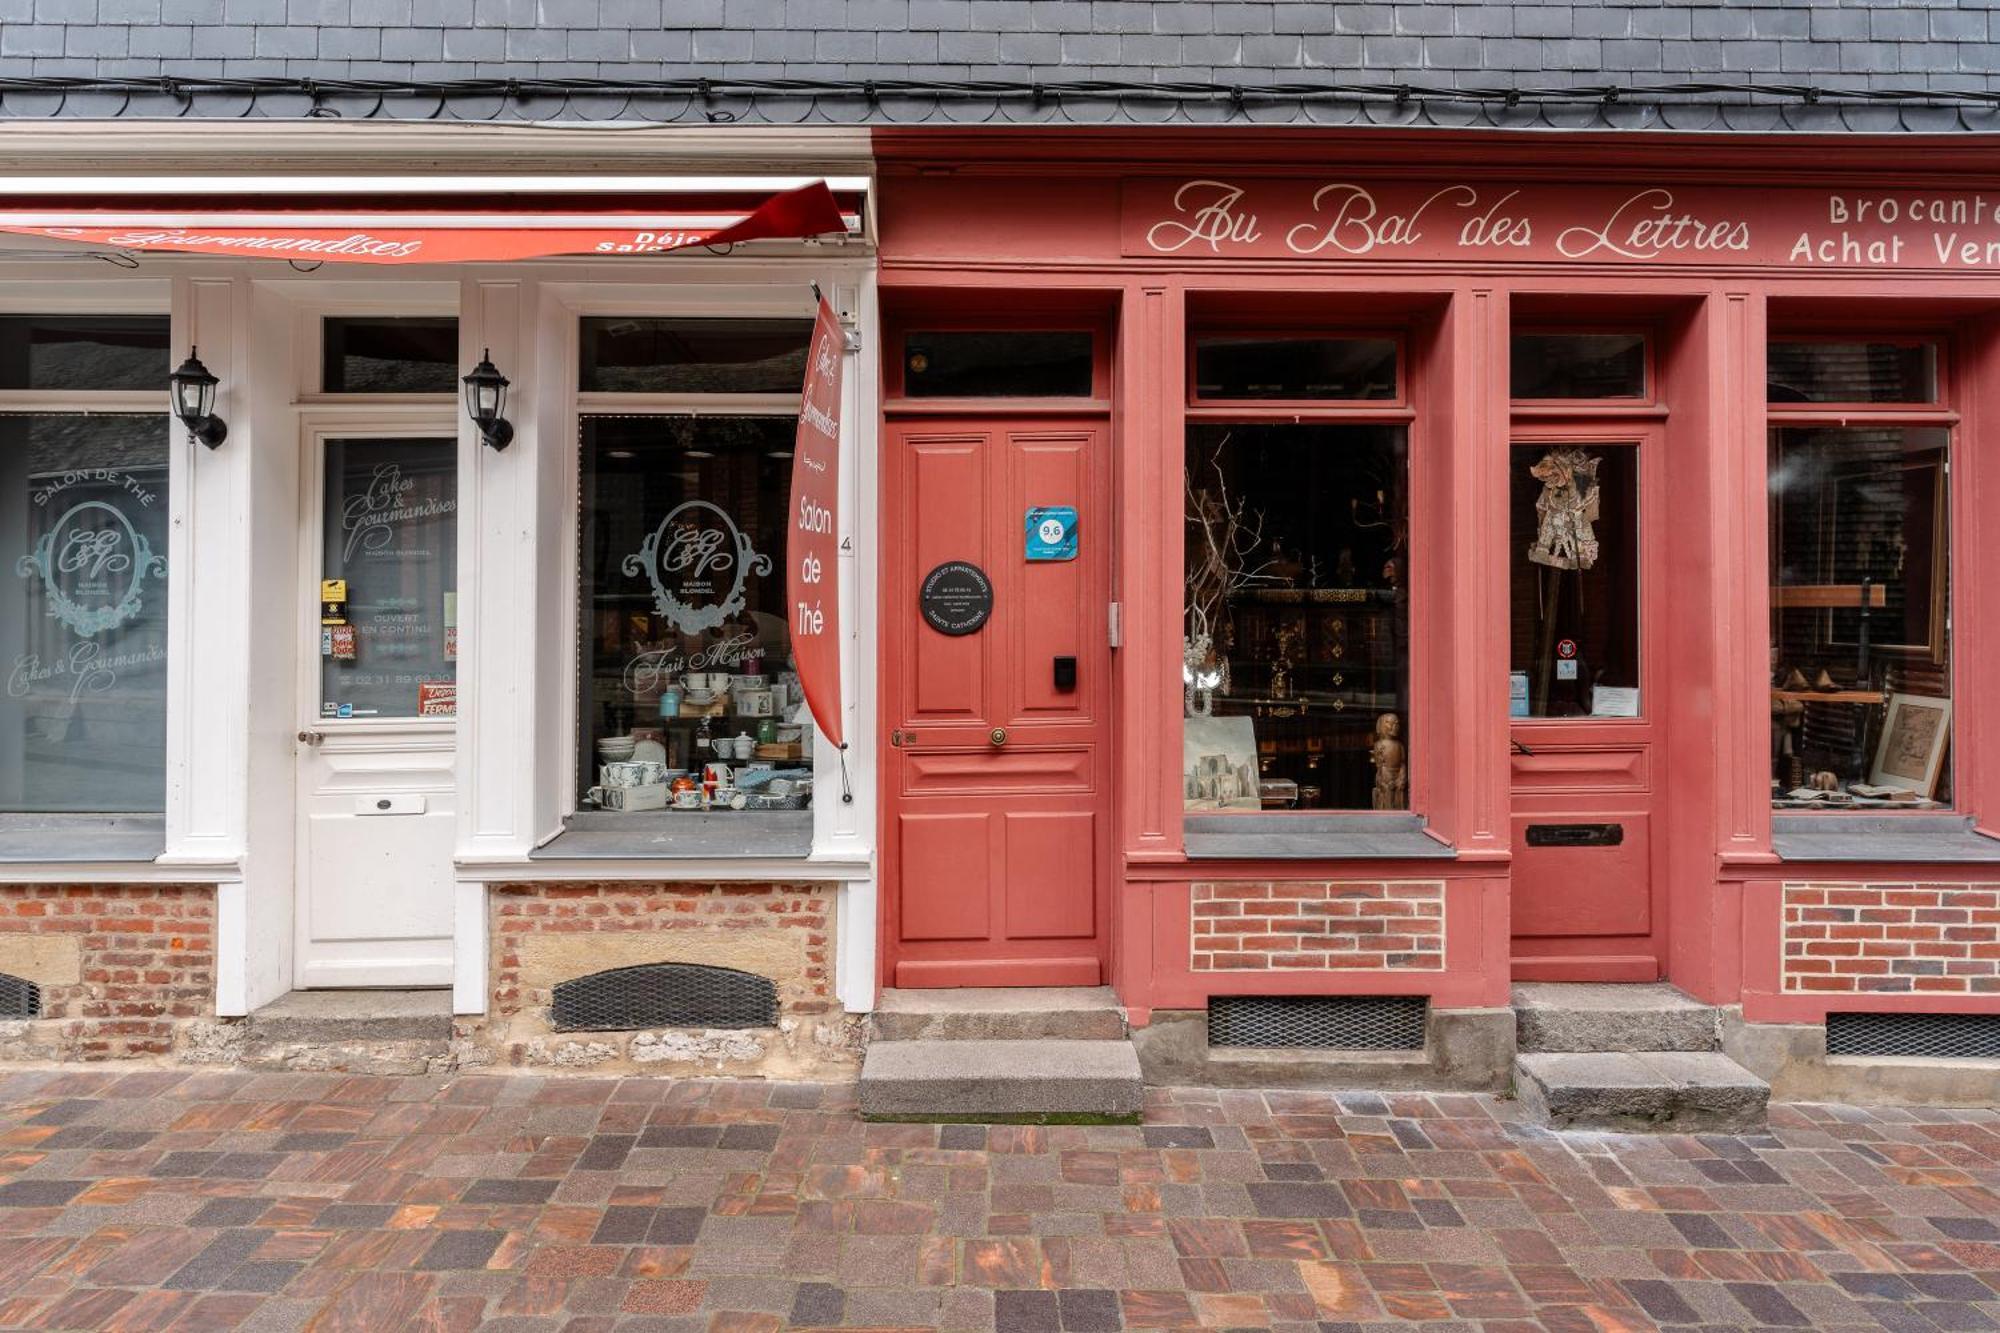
top-left (1782, 882), bottom-right (2000, 994)
top-left (481, 881), bottom-right (857, 1077)
top-left (1191, 881), bottom-right (1445, 972)
top-left (0, 884), bottom-right (215, 1059)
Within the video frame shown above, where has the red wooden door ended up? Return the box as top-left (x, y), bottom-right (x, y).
top-left (1508, 428), bottom-right (1668, 981)
top-left (882, 418), bottom-right (1112, 988)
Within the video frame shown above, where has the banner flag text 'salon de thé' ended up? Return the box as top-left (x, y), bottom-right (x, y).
top-left (787, 292), bottom-right (845, 749)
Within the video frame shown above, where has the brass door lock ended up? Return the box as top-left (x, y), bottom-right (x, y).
top-left (989, 727), bottom-right (1008, 747)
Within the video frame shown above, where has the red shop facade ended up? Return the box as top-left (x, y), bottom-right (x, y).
top-left (873, 129), bottom-right (2000, 1095)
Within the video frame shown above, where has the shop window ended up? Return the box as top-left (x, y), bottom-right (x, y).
top-left (1767, 340), bottom-right (1937, 404)
top-left (1192, 335), bottom-right (1398, 401)
top-left (902, 331), bottom-right (1094, 398)
top-left (0, 414), bottom-right (170, 812)
top-left (1770, 424), bottom-right (1951, 809)
top-left (1183, 424), bottom-right (1409, 812)
top-left (321, 316), bottom-right (459, 394)
top-left (1511, 333), bottom-right (1647, 400)
top-left (579, 317), bottom-right (812, 394)
top-left (577, 415), bottom-right (811, 816)
top-left (1508, 444), bottom-right (1641, 718)
top-left (0, 315), bottom-right (169, 392)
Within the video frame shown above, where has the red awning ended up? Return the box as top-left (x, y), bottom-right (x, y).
top-left (0, 179), bottom-right (855, 265)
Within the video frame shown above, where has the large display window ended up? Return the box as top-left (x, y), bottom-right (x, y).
top-left (1768, 338), bottom-right (1952, 810)
top-left (1182, 421), bottom-right (1411, 812)
top-left (573, 320), bottom-right (816, 822)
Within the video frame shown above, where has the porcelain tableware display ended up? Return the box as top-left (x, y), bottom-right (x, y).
top-left (598, 783), bottom-right (667, 812)
top-left (670, 788), bottom-right (702, 810)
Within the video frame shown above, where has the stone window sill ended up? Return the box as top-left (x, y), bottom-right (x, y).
top-left (0, 813), bottom-right (165, 864)
top-left (1183, 813), bottom-right (1454, 861)
top-left (532, 810), bottom-right (812, 861)
top-left (1771, 814), bottom-right (2000, 864)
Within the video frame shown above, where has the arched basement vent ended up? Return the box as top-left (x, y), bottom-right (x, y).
top-left (550, 963), bottom-right (778, 1033)
top-left (0, 972), bottom-right (42, 1021)
top-left (1827, 1011), bottom-right (2000, 1061)
top-left (1209, 994), bottom-right (1427, 1051)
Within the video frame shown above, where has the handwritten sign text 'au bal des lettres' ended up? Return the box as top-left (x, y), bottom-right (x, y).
top-left (1125, 178), bottom-right (2000, 270)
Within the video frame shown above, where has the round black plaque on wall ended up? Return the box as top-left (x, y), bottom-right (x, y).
top-left (920, 561), bottom-right (994, 636)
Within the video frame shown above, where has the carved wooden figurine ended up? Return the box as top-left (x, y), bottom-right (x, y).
top-left (1370, 711), bottom-right (1407, 810)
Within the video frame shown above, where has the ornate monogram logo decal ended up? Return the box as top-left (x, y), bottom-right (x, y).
top-left (622, 500), bottom-right (771, 636)
top-left (17, 499), bottom-right (165, 637)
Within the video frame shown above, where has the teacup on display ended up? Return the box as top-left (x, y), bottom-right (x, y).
top-left (601, 761), bottom-right (657, 788)
top-left (671, 789), bottom-right (702, 810)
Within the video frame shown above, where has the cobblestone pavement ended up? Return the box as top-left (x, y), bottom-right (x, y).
top-left (0, 1072), bottom-right (1995, 1331)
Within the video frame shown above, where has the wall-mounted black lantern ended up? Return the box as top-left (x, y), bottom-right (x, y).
top-left (168, 348), bottom-right (227, 449)
top-left (461, 349), bottom-right (513, 450)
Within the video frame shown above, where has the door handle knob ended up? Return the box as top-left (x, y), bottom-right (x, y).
top-left (989, 727), bottom-right (1008, 747)
top-left (296, 730), bottom-right (324, 746)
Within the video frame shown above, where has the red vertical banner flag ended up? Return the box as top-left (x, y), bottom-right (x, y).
top-left (788, 292), bottom-right (846, 749)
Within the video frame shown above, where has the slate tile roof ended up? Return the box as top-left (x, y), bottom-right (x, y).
top-left (2, 0), bottom-right (1999, 131)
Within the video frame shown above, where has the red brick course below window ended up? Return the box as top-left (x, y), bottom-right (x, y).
top-left (0, 884), bottom-right (215, 1059)
top-left (1190, 881), bottom-right (1445, 972)
top-left (1783, 882), bottom-right (2000, 995)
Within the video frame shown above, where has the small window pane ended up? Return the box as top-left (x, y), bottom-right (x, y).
top-left (1768, 341), bottom-right (1937, 404)
top-left (580, 317), bottom-right (811, 394)
top-left (320, 438), bottom-right (457, 720)
top-left (1770, 426), bottom-right (1951, 809)
top-left (578, 416), bottom-right (813, 815)
top-left (1508, 444), bottom-right (1641, 719)
top-left (0, 414), bottom-right (170, 811)
top-left (903, 331), bottom-right (1093, 398)
top-left (1193, 336), bottom-right (1397, 400)
top-left (1511, 333), bottom-right (1647, 399)
top-left (0, 316), bottom-right (169, 391)
top-left (1183, 424), bottom-right (1409, 812)
top-left (321, 316), bottom-right (459, 393)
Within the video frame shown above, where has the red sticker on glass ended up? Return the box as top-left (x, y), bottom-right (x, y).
top-left (1556, 638), bottom-right (1578, 659)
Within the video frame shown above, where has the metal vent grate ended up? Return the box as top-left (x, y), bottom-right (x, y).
top-left (0, 972), bottom-right (41, 1021)
top-left (1827, 1011), bottom-right (2000, 1061)
top-left (1208, 995), bottom-right (1427, 1051)
top-left (550, 963), bottom-right (778, 1033)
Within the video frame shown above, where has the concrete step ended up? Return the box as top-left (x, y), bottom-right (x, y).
top-left (239, 991), bottom-right (455, 1075)
top-left (1513, 982), bottom-right (1725, 1053)
top-left (871, 987), bottom-right (1127, 1042)
top-left (859, 1038), bottom-right (1144, 1121)
top-left (1515, 1051), bottom-right (1770, 1133)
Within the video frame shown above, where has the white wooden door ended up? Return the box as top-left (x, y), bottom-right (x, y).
top-left (295, 430), bottom-right (458, 989)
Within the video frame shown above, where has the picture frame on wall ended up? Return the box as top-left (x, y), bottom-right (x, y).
top-left (1869, 692), bottom-right (1951, 798)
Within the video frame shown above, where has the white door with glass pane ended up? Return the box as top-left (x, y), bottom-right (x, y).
top-left (295, 431), bottom-right (458, 989)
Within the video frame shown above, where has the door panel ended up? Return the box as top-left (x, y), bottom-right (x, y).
top-left (898, 813), bottom-right (993, 942)
top-left (1002, 811), bottom-right (1098, 940)
top-left (296, 432), bottom-right (458, 990)
top-left (884, 419), bottom-right (1112, 987)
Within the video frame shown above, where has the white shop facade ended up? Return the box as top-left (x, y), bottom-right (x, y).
top-left (0, 124), bottom-right (882, 1069)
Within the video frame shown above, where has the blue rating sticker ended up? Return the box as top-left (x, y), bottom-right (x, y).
top-left (1024, 505), bottom-right (1078, 562)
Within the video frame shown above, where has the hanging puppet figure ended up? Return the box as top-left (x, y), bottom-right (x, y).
top-left (1526, 447), bottom-right (1603, 572)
